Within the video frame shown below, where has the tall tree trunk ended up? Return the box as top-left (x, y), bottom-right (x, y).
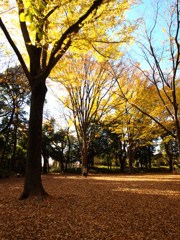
top-left (120, 157), bottom-right (126, 172)
top-left (127, 144), bottom-right (134, 173)
top-left (164, 143), bottom-right (174, 173)
top-left (81, 137), bottom-right (88, 177)
top-left (175, 120), bottom-right (180, 161)
top-left (0, 130), bottom-right (10, 168)
top-left (65, 136), bottom-right (71, 173)
top-left (42, 154), bottom-right (49, 174)
top-left (11, 124), bottom-right (18, 172)
top-left (148, 146), bottom-right (152, 170)
top-left (20, 81), bottom-right (48, 199)
top-left (119, 144), bottom-right (126, 172)
top-left (59, 151), bottom-right (65, 173)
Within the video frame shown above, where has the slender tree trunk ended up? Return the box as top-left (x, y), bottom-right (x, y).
top-left (175, 120), bottom-right (180, 161)
top-left (120, 157), bottom-right (126, 172)
top-left (64, 133), bottom-right (71, 173)
top-left (119, 144), bottom-right (126, 172)
top-left (81, 137), bottom-right (88, 177)
top-left (82, 153), bottom-right (88, 176)
top-left (20, 80), bottom-right (48, 199)
top-left (148, 146), bottom-right (152, 170)
top-left (0, 130), bottom-right (10, 168)
top-left (59, 152), bottom-right (65, 173)
top-left (11, 124), bottom-right (18, 172)
top-left (42, 154), bottom-right (49, 174)
top-left (127, 144), bottom-right (134, 173)
top-left (164, 143), bottom-right (174, 173)
top-left (140, 161), bottom-right (143, 171)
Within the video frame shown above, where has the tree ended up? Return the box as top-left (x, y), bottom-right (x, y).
top-left (0, 0), bottom-right (136, 198)
top-left (160, 133), bottom-right (179, 172)
top-left (42, 118), bottom-right (55, 174)
top-left (50, 129), bottom-right (68, 173)
top-left (134, 144), bottom-right (155, 171)
top-left (106, 65), bottom-right (161, 171)
top-left (115, 106), bottom-right (156, 172)
top-left (55, 55), bottom-right (116, 175)
top-left (0, 66), bottom-right (29, 171)
top-left (110, 59), bottom-right (180, 171)
top-left (42, 117), bottom-right (75, 173)
top-left (0, 66), bottom-right (29, 134)
top-left (93, 126), bottom-right (126, 171)
top-left (131, 0), bottom-right (180, 159)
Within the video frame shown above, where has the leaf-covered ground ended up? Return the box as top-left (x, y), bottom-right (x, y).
top-left (0, 174), bottom-right (179, 240)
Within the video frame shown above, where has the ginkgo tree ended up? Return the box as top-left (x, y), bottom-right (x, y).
top-left (108, 77), bottom-right (158, 172)
top-left (0, 0), bottom-right (136, 199)
top-left (110, 61), bottom-right (178, 171)
top-left (53, 54), bottom-right (116, 175)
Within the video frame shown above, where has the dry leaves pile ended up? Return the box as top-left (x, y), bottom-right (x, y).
top-left (0, 174), bottom-right (179, 240)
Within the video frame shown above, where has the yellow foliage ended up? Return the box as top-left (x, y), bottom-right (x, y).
top-left (1, 0), bottom-right (138, 67)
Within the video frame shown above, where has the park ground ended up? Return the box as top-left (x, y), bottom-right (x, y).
top-left (0, 173), bottom-right (180, 240)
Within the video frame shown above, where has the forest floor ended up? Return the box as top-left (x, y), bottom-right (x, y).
top-left (0, 173), bottom-right (180, 240)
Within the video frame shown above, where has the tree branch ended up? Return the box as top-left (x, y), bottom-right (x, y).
top-left (0, 18), bottom-right (30, 79)
top-left (48, 0), bottom-right (103, 66)
top-left (16, 0), bottom-right (32, 56)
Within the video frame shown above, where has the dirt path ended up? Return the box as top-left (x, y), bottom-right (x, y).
top-left (0, 174), bottom-right (179, 240)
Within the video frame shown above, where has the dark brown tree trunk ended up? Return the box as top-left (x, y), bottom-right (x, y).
top-left (147, 146), bottom-right (152, 170)
top-left (59, 151), bottom-right (65, 173)
top-left (0, 130), bottom-right (10, 168)
top-left (119, 143), bottom-right (126, 172)
top-left (81, 137), bottom-right (88, 177)
top-left (120, 156), bottom-right (126, 172)
top-left (11, 123), bottom-right (18, 172)
top-left (164, 143), bottom-right (174, 173)
top-left (42, 154), bottom-right (49, 174)
top-left (175, 120), bottom-right (180, 161)
top-left (65, 136), bottom-right (71, 173)
top-left (20, 80), bottom-right (48, 199)
top-left (127, 144), bottom-right (134, 173)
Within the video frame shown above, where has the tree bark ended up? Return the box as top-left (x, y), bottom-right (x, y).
top-left (42, 154), bottom-right (49, 174)
top-left (175, 119), bottom-right (180, 161)
top-left (81, 137), bottom-right (88, 177)
top-left (164, 143), bottom-right (174, 173)
top-left (147, 146), bottom-right (152, 170)
top-left (119, 156), bottom-right (126, 172)
top-left (20, 80), bottom-right (48, 199)
top-left (11, 124), bottom-right (18, 172)
top-left (0, 130), bottom-right (10, 168)
top-left (127, 144), bottom-right (135, 173)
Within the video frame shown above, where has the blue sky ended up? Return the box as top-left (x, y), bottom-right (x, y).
top-left (128, 0), bottom-right (153, 20)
